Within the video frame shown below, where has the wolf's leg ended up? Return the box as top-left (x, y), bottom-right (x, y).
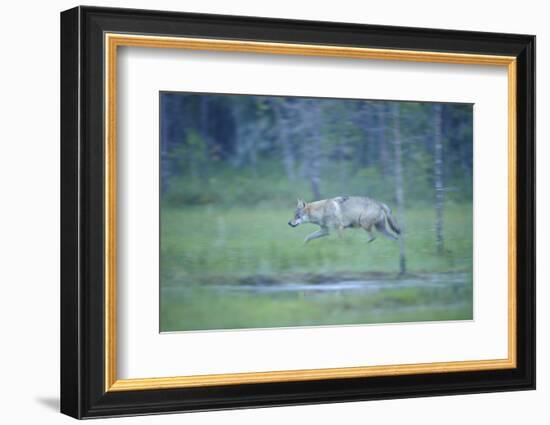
top-left (359, 215), bottom-right (376, 243)
top-left (375, 219), bottom-right (398, 241)
top-left (364, 226), bottom-right (376, 243)
top-left (336, 225), bottom-right (344, 239)
top-left (304, 228), bottom-right (329, 244)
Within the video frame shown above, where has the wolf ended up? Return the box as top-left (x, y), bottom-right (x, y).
top-left (288, 196), bottom-right (401, 244)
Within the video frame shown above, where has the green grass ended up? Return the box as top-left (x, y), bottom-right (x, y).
top-left (160, 282), bottom-right (473, 331)
top-left (159, 203), bottom-right (473, 331)
top-left (160, 203), bottom-right (472, 285)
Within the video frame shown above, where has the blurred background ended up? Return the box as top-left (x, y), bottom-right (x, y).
top-left (159, 92), bottom-right (473, 331)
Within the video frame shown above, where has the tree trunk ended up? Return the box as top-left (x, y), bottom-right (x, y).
top-left (378, 104), bottom-right (391, 178)
top-left (357, 103), bottom-right (370, 168)
top-left (392, 103), bottom-right (407, 275)
top-left (198, 96), bottom-right (211, 183)
top-left (304, 101), bottom-right (322, 200)
top-left (159, 94), bottom-right (172, 195)
top-left (274, 100), bottom-right (296, 180)
top-left (433, 104), bottom-right (444, 254)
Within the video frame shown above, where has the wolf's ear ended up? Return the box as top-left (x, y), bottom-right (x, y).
top-left (297, 198), bottom-right (306, 209)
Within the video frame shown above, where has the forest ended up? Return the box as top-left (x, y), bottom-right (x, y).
top-left (159, 92), bottom-right (473, 332)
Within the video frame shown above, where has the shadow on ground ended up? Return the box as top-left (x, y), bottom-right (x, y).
top-left (35, 396), bottom-right (59, 411)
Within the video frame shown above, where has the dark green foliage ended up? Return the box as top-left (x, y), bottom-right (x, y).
top-left (160, 93), bottom-right (473, 207)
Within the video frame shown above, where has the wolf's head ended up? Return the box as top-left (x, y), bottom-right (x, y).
top-left (288, 199), bottom-right (309, 227)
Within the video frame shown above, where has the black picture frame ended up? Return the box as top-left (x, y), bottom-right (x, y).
top-left (61, 5), bottom-right (535, 419)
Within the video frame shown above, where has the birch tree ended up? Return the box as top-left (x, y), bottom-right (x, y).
top-left (392, 102), bottom-right (407, 275)
top-left (433, 103), bottom-right (444, 254)
top-left (378, 103), bottom-right (391, 178)
top-left (271, 98), bottom-right (295, 180)
top-left (305, 100), bottom-right (323, 200)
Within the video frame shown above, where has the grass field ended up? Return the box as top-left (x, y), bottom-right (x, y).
top-left (160, 203), bottom-right (473, 331)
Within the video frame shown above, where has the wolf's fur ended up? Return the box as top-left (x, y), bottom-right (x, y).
top-left (288, 196), bottom-right (401, 244)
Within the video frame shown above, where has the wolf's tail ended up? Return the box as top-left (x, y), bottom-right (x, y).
top-left (381, 203), bottom-right (401, 235)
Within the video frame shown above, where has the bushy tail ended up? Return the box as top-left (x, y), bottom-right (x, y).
top-left (381, 203), bottom-right (401, 235)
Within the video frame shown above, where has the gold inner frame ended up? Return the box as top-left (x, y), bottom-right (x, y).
top-left (104, 33), bottom-right (517, 392)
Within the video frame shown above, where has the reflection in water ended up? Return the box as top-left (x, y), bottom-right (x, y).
top-left (160, 272), bottom-right (473, 331)
top-left (166, 272), bottom-right (469, 295)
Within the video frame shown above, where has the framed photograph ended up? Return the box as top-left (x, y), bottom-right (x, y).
top-left (60, 6), bottom-right (535, 419)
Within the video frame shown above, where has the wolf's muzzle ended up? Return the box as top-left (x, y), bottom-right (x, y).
top-left (288, 221), bottom-right (298, 228)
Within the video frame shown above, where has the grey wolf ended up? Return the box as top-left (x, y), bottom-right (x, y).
top-left (288, 196), bottom-right (401, 244)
